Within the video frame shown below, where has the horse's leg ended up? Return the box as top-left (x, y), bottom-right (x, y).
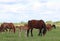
top-left (2, 29), bottom-right (5, 32)
top-left (31, 28), bottom-right (33, 37)
top-left (5, 28), bottom-right (8, 32)
top-left (2, 28), bottom-right (5, 32)
top-left (11, 27), bottom-right (15, 33)
top-left (27, 29), bottom-right (29, 37)
top-left (43, 27), bottom-right (47, 36)
top-left (23, 29), bottom-right (27, 37)
top-left (38, 29), bottom-right (40, 36)
top-left (18, 28), bottom-right (21, 37)
top-left (9, 29), bottom-right (11, 33)
top-left (9, 29), bottom-right (11, 32)
top-left (38, 29), bottom-right (42, 36)
top-left (11, 28), bottom-right (15, 33)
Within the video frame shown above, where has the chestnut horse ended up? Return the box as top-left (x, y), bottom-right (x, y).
top-left (0, 23), bottom-right (15, 33)
top-left (27, 20), bottom-right (47, 37)
top-left (16, 24), bottom-right (28, 30)
top-left (46, 24), bottom-right (52, 31)
top-left (46, 24), bottom-right (56, 31)
top-left (16, 24), bottom-right (28, 37)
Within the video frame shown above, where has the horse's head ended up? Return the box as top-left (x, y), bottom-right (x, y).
top-left (0, 26), bottom-right (4, 32)
top-left (52, 24), bottom-right (56, 29)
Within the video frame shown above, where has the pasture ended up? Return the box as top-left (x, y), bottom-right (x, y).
top-left (0, 23), bottom-right (60, 41)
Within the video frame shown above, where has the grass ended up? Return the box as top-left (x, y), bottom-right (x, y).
top-left (0, 27), bottom-right (60, 41)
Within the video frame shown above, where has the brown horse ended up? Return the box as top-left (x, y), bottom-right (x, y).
top-left (46, 24), bottom-right (52, 31)
top-left (16, 24), bottom-right (28, 37)
top-left (46, 24), bottom-right (56, 31)
top-left (27, 20), bottom-right (47, 37)
top-left (16, 24), bottom-right (28, 31)
top-left (0, 23), bottom-right (15, 33)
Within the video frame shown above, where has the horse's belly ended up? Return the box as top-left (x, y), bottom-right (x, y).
top-left (34, 27), bottom-right (40, 29)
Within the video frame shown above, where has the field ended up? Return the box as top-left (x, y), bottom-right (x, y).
top-left (0, 23), bottom-right (60, 41)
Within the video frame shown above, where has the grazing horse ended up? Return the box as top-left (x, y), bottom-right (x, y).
top-left (46, 24), bottom-right (52, 31)
top-left (16, 24), bottom-right (28, 31)
top-left (46, 24), bottom-right (56, 31)
top-left (16, 24), bottom-right (28, 37)
top-left (0, 23), bottom-right (15, 33)
top-left (27, 20), bottom-right (47, 37)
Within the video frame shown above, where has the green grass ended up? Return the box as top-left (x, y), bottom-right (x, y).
top-left (0, 27), bottom-right (60, 41)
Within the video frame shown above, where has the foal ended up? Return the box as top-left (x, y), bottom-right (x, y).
top-left (16, 24), bottom-right (28, 37)
top-left (46, 24), bottom-right (52, 31)
top-left (46, 24), bottom-right (56, 31)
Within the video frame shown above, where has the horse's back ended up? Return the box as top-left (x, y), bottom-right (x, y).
top-left (28, 20), bottom-right (46, 29)
top-left (1, 23), bottom-right (15, 28)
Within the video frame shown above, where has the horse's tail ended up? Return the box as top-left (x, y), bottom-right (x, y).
top-left (43, 22), bottom-right (47, 36)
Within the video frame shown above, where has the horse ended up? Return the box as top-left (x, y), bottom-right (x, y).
top-left (0, 23), bottom-right (15, 33)
top-left (46, 24), bottom-right (52, 31)
top-left (16, 24), bottom-right (28, 31)
top-left (46, 24), bottom-right (56, 31)
top-left (16, 24), bottom-right (29, 37)
top-left (27, 20), bottom-right (47, 37)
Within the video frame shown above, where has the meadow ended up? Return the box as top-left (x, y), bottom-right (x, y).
top-left (0, 22), bottom-right (60, 41)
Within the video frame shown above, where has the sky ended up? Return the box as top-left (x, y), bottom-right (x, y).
top-left (0, 0), bottom-right (60, 23)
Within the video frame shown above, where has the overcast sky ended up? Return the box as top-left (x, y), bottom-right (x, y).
top-left (0, 0), bottom-right (59, 23)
